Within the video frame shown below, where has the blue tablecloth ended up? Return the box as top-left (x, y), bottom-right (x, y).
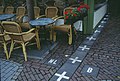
top-left (29, 18), bottom-right (54, 26)
top-left (0, 14), bottom-right (15, 21)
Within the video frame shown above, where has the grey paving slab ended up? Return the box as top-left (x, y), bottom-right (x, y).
top-left (77, 44), bottom-right (91, 52)
top-left (82, 39), bottom-right (95, 46)
top-left (1, 59), bottom-right (23, 81)
top-left (68, 51), bottom-right (88, 63)
top-left (50, 63), bottom-right (78, 81)
top-left (92, 31), bottom-right (100, 38)
top-left (12, 42), bottom-right (58, 60)
top-left (81, 65), bottom-right (99, 77)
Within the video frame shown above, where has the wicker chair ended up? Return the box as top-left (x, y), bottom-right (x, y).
top-left (1, 21), bottom-right (41, 61)
top-left (5, 6), bottom-right (14, 14)
top-left (0, 6), bottom-right (4, 14)
top-left (38, 6), bottom-right (58, 40)
top-left (20, 6), bottom-right (40, 30)
top-left (16, 6), bottom-right (26, 22)
top-left (15, 6), bottom-right (30, 30)
top-left (0, 25), bottom-right (11, 59)
top-left (52, 7), bottom-right (74, 45)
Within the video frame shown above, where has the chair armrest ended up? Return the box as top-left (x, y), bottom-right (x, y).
top-left (52, 15), bottom-right (58, 19)
top-left (5, 28), bottom-right (35, 35)
top-left (16, 15), bottom-right (24, 22)
top-left (36, 15), bottom-right (46, 19)
top-left (0, 33), bottom-right (4, 36)
top-left (54, 16), bottom-right (64, 21)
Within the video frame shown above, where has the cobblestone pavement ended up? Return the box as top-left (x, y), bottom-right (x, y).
top-left (70, 16), bottom-right (120, 81)
top-left (0, 15), bottom-right (120, 81)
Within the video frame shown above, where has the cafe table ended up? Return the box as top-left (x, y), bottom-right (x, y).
top-left (0, 14), bottom-right (16, 21)
top-left (29, 18), bottom-right (55, 41)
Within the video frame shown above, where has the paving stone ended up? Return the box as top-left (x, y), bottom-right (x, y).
top-left (77, 44), bottom-right (91, 52)
top-left (81, 65), bottom-right (99, 77)
top-left (82, 39), bottom-right (95, 46)
top-left (1, 60), bottom-right (23, 81)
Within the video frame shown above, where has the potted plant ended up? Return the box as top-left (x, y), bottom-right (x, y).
top-left (64, 2), bottom-right (90, 24)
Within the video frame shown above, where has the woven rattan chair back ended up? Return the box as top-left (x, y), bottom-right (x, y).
top-left (16, 6), bottom-right (26, 17)
top-left (0, 6), bottom-right (4, 14)
top-left (0, 25), bottom-right (4, 42)
top-left (5, 6), bottom-right (14, 14)
top-left (34, 6), bottom-right (40, 18)
top-left (45, 6), bottom-right (58, 18)
top-left (1, 21), bottom-right (23, 41)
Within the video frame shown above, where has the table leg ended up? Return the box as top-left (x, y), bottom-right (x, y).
top-left (35, 28), bottom-right (41, 49)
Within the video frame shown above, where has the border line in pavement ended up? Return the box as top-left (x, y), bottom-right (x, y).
top-left (49, 14), bottom-right (110, 81)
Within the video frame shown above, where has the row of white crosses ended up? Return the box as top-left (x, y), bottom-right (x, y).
top-left (54, 39), bottom-right (95, 81)
top-left (54, 56), bottom-right (82, 81)
top-left (53, 16), bottom-right (108, 81)
top-left (87, 18), bottom-right (108, 41)
top-left (54, 45), bottom-right (91, 81)
top-left (79, 45), bottom-right (90, 51)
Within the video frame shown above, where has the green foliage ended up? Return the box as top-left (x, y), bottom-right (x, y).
top-left (64, 3), bottom-right (89, 24)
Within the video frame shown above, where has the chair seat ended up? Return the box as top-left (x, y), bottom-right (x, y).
top-left (53, 25), bottom-right (71, 32)
top-left (21, 22), bottom-right (31, 30)
top-left (23, 33), bottom-right (36, 42)
top-left (0, 34), bottom-right (11, 43)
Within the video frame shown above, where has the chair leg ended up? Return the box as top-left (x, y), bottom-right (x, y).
top-left (21, 43), bottom-right (27, 61)
top-left (53, 32), bottom-right (56, 42)
top-left (68, 27), bottom-right (72, 45)
top-left (49, 30), bottom-right (52, 41)
top-left (35, 28), bottom-right (41, 49)
top-left (3, 42), bottom-right (9, 60)
top-left (35, 37), bottom-right (41, 50)
top-left (9, 40), bottom-right (14, 58)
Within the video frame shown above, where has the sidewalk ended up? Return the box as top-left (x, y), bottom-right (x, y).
top-left (0, 15), bottom-right (120, 81)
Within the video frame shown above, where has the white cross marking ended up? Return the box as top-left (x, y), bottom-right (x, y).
top-left (98, 25), bottom-right (103, 28)
top-left (79, 45), bottom-right (90, 51)
top-left (94, 30), bottom-right (100, 33)
top-left (69, 57), bottom-right (82, 63)
top-left (87, 36), bottom-right (96, 41)
top-left (104, 18), bottom-right (107, 20)
top-left (55, 71), bottom-right (70, 81)
top-left (106, 15), bottom-right (109, 17)
top-left (101, 21), bottom-right (106, 23)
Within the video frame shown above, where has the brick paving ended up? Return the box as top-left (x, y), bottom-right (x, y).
top-left (0, 16), bottom-right (120, 81)
top-left (70, 16), bottom-right (120, 81)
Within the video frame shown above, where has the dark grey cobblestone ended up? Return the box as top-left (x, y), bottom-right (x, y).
top-left (14, 64), bottom-right (57, 81)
